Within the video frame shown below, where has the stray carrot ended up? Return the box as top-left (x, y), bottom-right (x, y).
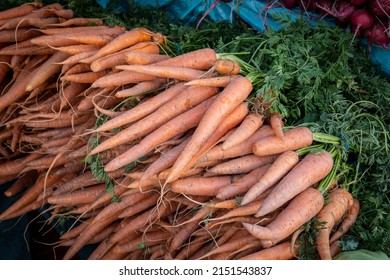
top-left (315, 188), bottom-right (354, 260)
top-left (214, 59), bottom-right (241, 75)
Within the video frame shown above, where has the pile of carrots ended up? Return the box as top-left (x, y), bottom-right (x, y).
top-left (0, 2), bottom-right (360, 260)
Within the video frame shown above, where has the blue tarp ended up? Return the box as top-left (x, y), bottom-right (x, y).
top-left (95, 0), bottom-right (390, 76)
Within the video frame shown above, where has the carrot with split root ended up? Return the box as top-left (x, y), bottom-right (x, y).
top-left (166, 76), bottom-right (252, 183)
top-left (241, 150), bottom-right (300, 205)
top-left (222, 113), bottom-right (263, 151)
top-left (329, 198), bottom-right (360, 244)
top-left (315, 188), bottom-right (354, 260)
top-left (244, 187), bottom-right (325, 248)
top-left (255, 151), bottom-right (333, 217)
top-left (104, 96), bottom-right (215, 172)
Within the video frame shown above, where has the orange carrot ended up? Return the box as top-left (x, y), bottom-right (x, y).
top-left (89, 85), bottom-right (219, 155)
top-left (244, 187), bottom-right (324, 248)
top-left (241, 150), bottom-right (300, 205)
top-left (0, 28), bottom-right (41, 43)
top-left (124, 51), bottom-right (170, 65)
top-left (0, 2), bottom-right (42, 21)
top-left (115, 78), bottom-right (167, 98)
top-left (253, 127), bottom-right (313, 157)
top-left (60, 51), bottom-right (97, 65)
top-left (216, 164), bottom-right (271, 200)
top-left (46, 18), bottom-right (103, 27)
top-left (48, 44), bottom-right (99, 55)
top-left (60, 70), bottom-right (109, 83)
top-left (47, 184), bottom-right (106, 206)
top-left (166, 76), bottom-right (253, 183)
top-left (118, 193), bottom-right (160, 219)
top-left (214, 59), bottom-right (241, 75)
top-left (155, 48), bottom-right (217, 70)
top-left (239, 240), bottom-right (299, 260)
top-left (0, 17), bottom-right (59, 31)
top-left (3, 170), bottom-right (39, 197)
top-left (315, 188), bottom-right (354, 260)
top-left (25, 51), bottom-right (69, 91)
top-left (171, 176), bottom-right (237, 196)
top-left (184, 75), bottom-right (238, 87)
top-left (91, 71), bottom-right (156, 88)
top-left (208, 154), bottom-right (276, 175)
top-left (255, 151), bottom-right (333, 217)
top-left (104, 97), bottom-right (215, 172)
top-left (114, 230), bottom-right (172, 254)
top-left (222, 113), bottom-right (263, 151)
top-left (94, 27), bottom-right (154, 58)
top-left (269, 112), bottom-right (284, 140)
top-left (329, 198), bottom-right (360, 243)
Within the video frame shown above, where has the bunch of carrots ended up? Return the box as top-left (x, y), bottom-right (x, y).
top-left (0, 2), bottom-right (360, 260)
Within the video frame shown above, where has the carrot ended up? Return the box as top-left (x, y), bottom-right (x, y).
top-left (214, 59), bottom-right (241, 75)
top-left (48, 44), bottom-right (99, 55)
top-left (89, 85), bottom-right (219, 156)
top-left (253, 127), bottom-right (313, 157)
top-left (222, 114), bottom-right (263, 151)
top-left (184, 75), bottom-right (238, 88)
top-left (171, 176), bottom-right (237, 196)
top-left (244, 187), bottom-right (324, 248)
top-left (315, 188), bottom-right (354, 260)
top-left (216, 164), bottom-right (271, 200)
top-left (239, 240), bottom-right (299, 260)
top-left (46, 18), bottom-right (104, 27)
top-left (0, 17), bottom-right (59, 31)
top-left (154, 48), bottom-right (217, 70)
top-left (269, 112), bottom-right (284, 140)
top-left (60, 51), bottom-right (97, 65)
top-left (30, 34), bottom-right (79, 47)
top-left (0, 152), bottom-right (42, 177)
top-left (104, 97), bottom-right (215, 172)
top-left (0, 28), bottom-right (41, 43)
top-left (116, 64), bottom-right (210, 81)
top-left (114, 230), bottom-right (171, 254)
top-left (241, 150), bottom-right (300, 205)
top-left (58, 27), bottom-right (126, 45)
top-left (0, 2), bottom-right (42, 21)
top-left (3, 170), bottom-right (39, 197)
top-left (124, 51), bottom-right (170, 65)
top-left (166, 76), bottom-right (252, 183)
top-left (207, 154), bottom-right (276, 175)
top-left (61, 70), bottom-right (109, 83)
top-left (329, 198), bottom-right (360, 243)
top-left (52, 9), bottom-right (74, 19)
top-left (94, 27), bottom-right (155, 58)
top-left (47, 184), bottom-right (106, 206)
top-left (90, 42), bottom-right (160, 72)
top-left (40, 26), bottom-right (115, 36)
top-left (118, 193), bottom-right (160, 219)
top-left (255, 151), bottom-right (333, 217)
top-left (25, 51), bottom-right (69, 91)
top-left (91, 71), bottom-right (156, 88)
top-left (0, 173), bottom-right (63, 220)
top-left (212, 199), bottom-right (238, 209)
top-left (115, 78), bottom-right (167, 98)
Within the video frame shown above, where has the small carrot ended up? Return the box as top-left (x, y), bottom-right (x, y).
top-left (241, 150), bottom-right (300, 205)
top-left (239, 240), bottom-right (299, 260)
top-left (124, 51), bottom-right (170, 65)
top-left (91, 71), bottom-right (156, 88)
top-left (184, 75), bottom-right (238, 88)
top-left (269, 112), bottom-right (284, 140)
top-left (315, 188), bottom-right (354, 260)
top-left (329, 198), bottom-right (360, 244)
top-left (46, 18), bottom-right (104, 27)
top-left (60, 70), bottom-right (109, 83)
top-left (252, 127), bottom-right (313, 157)
top-left (244, 187), bottom-right (325, 248)
top-left (214, 59), bottom-right (241, 75)
top-left (255, 151), bottom-right (333, 217)
top-left (207, 154), bottom-right (276, 175)
top-left (115, 78), bottom-right (167, 98)
top-left (3, 170), bottom-right (39, 197)
top-left (222, 113), bottom-right (263, 151)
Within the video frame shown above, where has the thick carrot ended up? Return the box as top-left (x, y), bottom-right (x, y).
top-left (166, 76), bottom-right (252, 183)
top-left (253, 127), bottom-right (313, 157)
top-left (315, 188), bottom-right (354, 260)
top-left (244, 187), bottom-right (324, 248)
top-left (216, 164), bottom-right (271, 200)
top-left (124, 51), bottom-right (170, 65)
top-left (46, 18), bottom-right (104, 27)
top-left (329, 198), bottom-right (360, 243)
top-left (59, 27), bottom-right (126, 45)
top-left (94, 27), bottom-right (154, 58)
top-left (214, 59), bottom-right (241, 75)
top-left (269, 112), bottom-right (284, 140)
top-left (0, 2), bottom-right (42, 21)
top-left (0, 28), bottom-right (41, 43)
top-left (239, 240), bottom-right (299, 260)
top-left (91, 71), bottom-right (156, 88)
top-left (171, 176), bottom-right (237, 196)
top-left (104, 97), bottom-right (215, 172)
top-left (207, 154), bottom-right (276, 175)
top-left (184, 75), bottom-right (238, 88)
top-left (115, 78), bottom-right (167, 98)
top-left (30, 34), bottom-right (78, 47)
top-left (25, 51), bottom-right (69, 91)
top-left (89, 85), bottom-right (219, 155)
top-left (241, 150), bottom-right (300, 205)
top-left (0, 17), bottom-right (59, 31)
top-left (116, 64), bottom-right (211, 81)
top-left (222, 113), bottom-right (263, 151)
top-left (155, 48), bottom-right (217, 70)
